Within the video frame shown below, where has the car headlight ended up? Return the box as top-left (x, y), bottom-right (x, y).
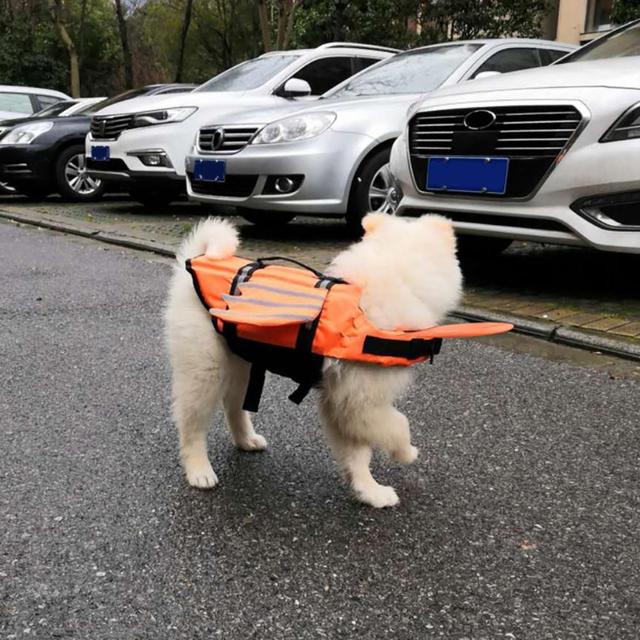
top-left (133, 107), bottom-right (197, 127)
top-left (0, 122), bottom-right (53, 145)
top-left (601, 102), bottom-right (640, 142)
top-left (253, 112), bottom-right (336, 145)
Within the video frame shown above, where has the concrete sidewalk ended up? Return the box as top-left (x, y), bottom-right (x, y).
top-left (0, 197), bottom-right (638, 360)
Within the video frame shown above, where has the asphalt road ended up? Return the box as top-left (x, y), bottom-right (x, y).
top-left (1, 221), bottom-right (639, 639)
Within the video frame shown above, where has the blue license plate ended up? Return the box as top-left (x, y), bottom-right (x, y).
top-left (91, 146), bottom-right (110, 162)
top-left (194, 159), bottom-right (225, 183)
top-left (426, 156), bottom-right (509, 195)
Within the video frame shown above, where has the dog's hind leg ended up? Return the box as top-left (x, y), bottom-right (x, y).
top-left (320, 405), bottom-right (399, 508)
top-left (172, 361), bottom-right (222, 489)
top-left (222, 354), bottom-right (267, 452)
top-left (361, 406), bottom-right (418, 465)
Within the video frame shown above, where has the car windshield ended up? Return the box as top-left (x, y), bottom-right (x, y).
top-left (77, 87), bottom-right (160, 115)
top-left (195, 54), bottom-right (301, 92)
top-left (35, 100), bottom-right (77, 118)
top-left (558, 19), bottom-right (640, 62)
top-left (326, 44), bottom-right (483, 98)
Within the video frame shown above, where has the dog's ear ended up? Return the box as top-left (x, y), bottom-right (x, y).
top-left (362, 212), bottom-right (389, 235)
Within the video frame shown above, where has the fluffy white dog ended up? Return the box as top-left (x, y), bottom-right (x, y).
top-left (165, 213), bottom-right (462, 508)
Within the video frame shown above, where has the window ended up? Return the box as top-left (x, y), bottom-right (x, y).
top-left (327, 45), bottom-right (482, 98)
top-left (472, 48), bottom-right (541, 77)
top-left (34, 100), bottom-right (76, 118)
top-left (291, 57), bottom-right (354, 95)
top-left (0, 92), bottom-right (33, 114)
top-left (36, 95), bottom-right (61, 111)
top-left (558, 20), bottom-right (640, 63)
top-left (195, 55), bottom-right (301, 93)
top-left (586, 0), bottom-right (614, 33)
top-left (539, 49), bottom-right (570, 65)
top-left (353, 57), bottom-right (380, 74)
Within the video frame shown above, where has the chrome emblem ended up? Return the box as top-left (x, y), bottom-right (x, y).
top-left (211, 128), bottom-right (225, 151)
top-left (463, 109), bottom-right (497, 130)
top-left (99, 119), bottom-right (107, 137)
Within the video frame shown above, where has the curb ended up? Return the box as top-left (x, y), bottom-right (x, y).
top-left (2, 208), bottom-right (638, 363)
top-left (454, 306), bottom-right (640, 362)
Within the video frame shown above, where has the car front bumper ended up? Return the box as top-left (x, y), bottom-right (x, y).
top-left (390, 95), bottom-right (640, 254)
top-left (185, 130), bottom-right (372, 215)
top-left (0, 144), bottom-right (54, 186)
top-left (85, 124), bottom-right (187, 187)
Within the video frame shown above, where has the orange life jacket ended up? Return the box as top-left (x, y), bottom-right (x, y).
top-left (186, 255), bottom-right (512, 410)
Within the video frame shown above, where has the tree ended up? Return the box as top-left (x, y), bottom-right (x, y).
top-left (48, 0), bottom-right (81, 96)
top-left (258, 0), bottom-right (298, 51)
top-left (610, 0), bottom-right (640, 24)
top-left (175, 0), bottom-right (194, 81)
top-left (114, 0), bottom-right (133, 88)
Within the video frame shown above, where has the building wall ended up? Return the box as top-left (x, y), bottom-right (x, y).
top-left (556, 0), bottom-right (589, 44)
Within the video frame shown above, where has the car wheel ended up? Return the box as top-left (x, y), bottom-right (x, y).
top-left (346, 147), bottom-right (401, 236)
top-left (129, 186), bottom-right (181, 208)
top-left (456, 235), bottom-right (512, 257)
top-left (240, 209), bottom-right (296, 226)
top-left (0, 181), bottom-right (16, 195)
top-left (56, 145), bottom-right (105, 202)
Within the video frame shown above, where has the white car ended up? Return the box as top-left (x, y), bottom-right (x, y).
top-left (184, 39), bottom-right (573, 231)
top-left (0, 85), bottom-right (69, 120)
top-left (85, 43), bottom-right (396, 206)
top-left (391, 20), bottom-right (640, 254)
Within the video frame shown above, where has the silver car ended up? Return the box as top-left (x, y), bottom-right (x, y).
top-left (185, 39), bottom-right (573, 231)
top-left (391, 20), bottom-right (640, 254)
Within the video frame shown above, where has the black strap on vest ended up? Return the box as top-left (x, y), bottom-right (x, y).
top-left (362, 336), bottom-right (443, 363)
top-left (218, 258), bottom-right (338, 412)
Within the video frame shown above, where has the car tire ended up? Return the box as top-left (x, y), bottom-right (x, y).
top-left (240, 209), bottom-right (295, 226)
top-left (346, 147), bottom-right (400, 236)
top-left (456, 235), bottom-right (512, 257)
top-left (129, 185), bottom-right (182, 208)
top-left (55, 145), bottom-right (105, 202)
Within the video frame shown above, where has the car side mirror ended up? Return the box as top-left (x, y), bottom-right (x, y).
top-left (474, 71), bottom-right (502, 80)
top-left (279, 78), bottom-right (312, 99)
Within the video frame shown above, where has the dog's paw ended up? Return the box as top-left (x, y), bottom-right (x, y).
top-left (236, 433), bottom-right (268, 452)
top-left (185, 461), bottom-right (219, 490)
top-left (355, 484), bottom-right (400, 509)
top-left (393, 445), bottom-right (419, 465)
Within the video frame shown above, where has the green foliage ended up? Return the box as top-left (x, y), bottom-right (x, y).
top-left (0, 3), bottom-right (68, 91)
top-left (292, 0), bottom-right (422, 49)
top-left (421, 0), bottom-right (549, 42)
top-left (611, 0), bottom-right (640, 25)
top-left (0, 0), bottom-right (554, 97)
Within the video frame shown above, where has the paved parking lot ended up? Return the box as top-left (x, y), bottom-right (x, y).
top-left (1, 194), bottom-right (639, 359)
top-left (2, 221), bottom-right (639, 639)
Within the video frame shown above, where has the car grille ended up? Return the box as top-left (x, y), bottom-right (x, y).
top-left (409, 104), bottom-right (583, 198)
top-left (198, 125), bottom-right (260, 154)
top-left (189, 174), bottom-right (258, 197)
top-left (91, 114), bottom-right (135, 140)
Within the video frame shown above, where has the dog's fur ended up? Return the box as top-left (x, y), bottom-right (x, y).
top-left (165, 214), bottom-right (462, 507)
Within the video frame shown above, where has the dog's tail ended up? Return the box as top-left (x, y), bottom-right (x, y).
top-left (177, 217), bottom-right (239, 263)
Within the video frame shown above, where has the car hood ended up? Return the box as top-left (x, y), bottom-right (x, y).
top-left (427, 57), bottom-right (640, 100)
top-left (0, 115), bottom-right (37, 128)
top-left (202, 94), bottom-right (424, 127)
top-left (93, 91), bottom-right (284, 116)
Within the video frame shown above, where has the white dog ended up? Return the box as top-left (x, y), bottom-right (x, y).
top-left (165, 213), bottom-right (462, 508)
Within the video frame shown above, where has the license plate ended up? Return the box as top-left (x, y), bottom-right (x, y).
top-left (194, 159), bottom-right (225, 183)
top-left (91, 146), bottom-right (110, 162)
top-left (426, 156), bottom-right (509, 195)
